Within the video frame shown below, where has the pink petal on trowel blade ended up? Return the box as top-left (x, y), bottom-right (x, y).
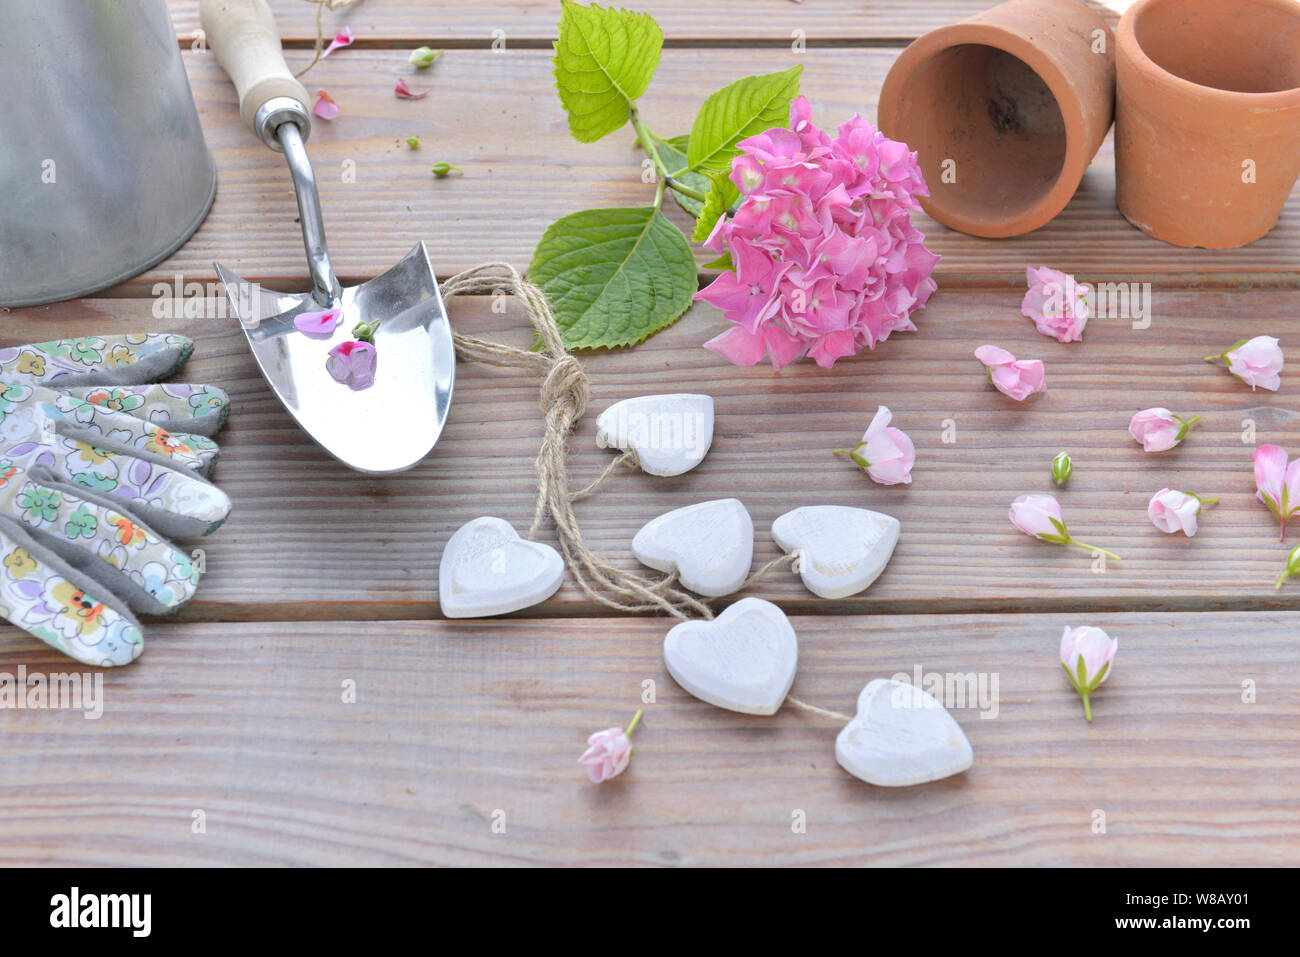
top-left (294, 308), bottom-right (342, 338)
top-left (394, 77), bottom-right (431, 99)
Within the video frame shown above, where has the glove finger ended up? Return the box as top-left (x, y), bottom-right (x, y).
top-left (49, 392), bottom-right (220, 476)
top-left (6, 480), bottom-right (200, 615)
top-left (0, 515), bottom-right (142, 667)
top-left (0, 334), bottom-right (194, 389)
top-left (60, 383), bottom-right (230, 437)
top-left (37, 441), bottom-right (231, 539)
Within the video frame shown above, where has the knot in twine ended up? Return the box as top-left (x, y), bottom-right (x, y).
top-left (441, 263), bottom-right (710, 620)
top-left (441, 263), bottom-right (845, 722)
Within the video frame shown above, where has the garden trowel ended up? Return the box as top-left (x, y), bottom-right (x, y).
top-left (201, 0), bottom-right (455, 473)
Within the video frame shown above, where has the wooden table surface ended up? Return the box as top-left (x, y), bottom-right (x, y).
top-left (2, 0), bottom-right (1297, 866)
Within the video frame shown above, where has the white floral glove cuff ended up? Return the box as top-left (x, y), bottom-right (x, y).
top-left (0, 333), bottom-right (231, 667)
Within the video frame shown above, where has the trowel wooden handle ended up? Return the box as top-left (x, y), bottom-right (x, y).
top-left (200, 0), bottom-right (310, 141)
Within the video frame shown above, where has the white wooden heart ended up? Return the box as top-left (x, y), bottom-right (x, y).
top-left (663, 597), bottom-right (797, 715)
top-left (595, 393), bottom-right (714, 477)
top-left (438, 516), bottom-right (565, 619)
top-left (771, 506), bottom-right (900, 599)
top-left (632, 498), bottom-right (753, 597)
top-left (835, 679), bottom-right (973, 787)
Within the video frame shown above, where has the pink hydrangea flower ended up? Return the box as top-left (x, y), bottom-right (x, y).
top-left (1059, 625), bottom-right (1117, 722)
top-left (578, 710), bottom-right (641, 783)
top-left (322, 26), bottom-right (355, 58)
top-left (698, 96), bottom-right (939, 369)
top-left (1128, 407), bottom-right (1202, 452)
top-left (293, 307), bottom-right (341, 338)
top-left (1021, 266), bottom-right (1090, 343)
top-left (1147, 488), bottom-right (1216, 536)
top-left (313, 89), bottom-right (339, 121)
top-left (833, 405), bottom-right (915, 485)
top-left (1253, 444), bottom-right (1300, 539)
top-left (974, 344), bottom-right (1045, 401)
top-left (1206, 336), bottom-right (1283, 391)
top-left (326, 340), bottom-right (377, 390)
top-left (395, 77), bottom-right (431, 99)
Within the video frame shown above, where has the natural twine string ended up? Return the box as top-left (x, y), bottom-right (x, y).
top-left (441, 262), bottom-right (844, 722)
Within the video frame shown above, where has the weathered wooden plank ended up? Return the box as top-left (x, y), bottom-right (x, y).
top-left (4, 290), bottom-right (1299, 618)
top-left (167, 0), bottom-right (1126, 45)
top-left (0, 611), bottom-right (1293, 866)
top-left (142, 48), bottom-right (1297, 294)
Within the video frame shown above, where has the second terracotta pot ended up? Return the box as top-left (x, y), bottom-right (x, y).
top-left (877, 0), bottom-right (1115, 238)
top-left (1116, 0), bottom-right (1300, 249)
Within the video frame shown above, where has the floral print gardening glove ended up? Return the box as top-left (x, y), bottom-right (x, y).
top-left (0, 333), bottom-right (231, 667)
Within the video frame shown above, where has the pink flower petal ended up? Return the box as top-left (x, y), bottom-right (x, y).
top-left (395, 77), bottom-right (431, 100)
top-left (313, 89), bottom-right (339, 121)
top-left (293, 307), bottom-right (341, 338)
top-left (322, 26), bottom-right (355, 58)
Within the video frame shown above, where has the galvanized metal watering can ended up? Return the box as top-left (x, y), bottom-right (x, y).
top-left (0, 0), bottom-right (215, 307)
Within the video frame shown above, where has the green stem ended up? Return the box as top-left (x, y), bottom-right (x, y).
top-left (1081, 691), bottom-right (1093, 723)
top-left (1176, 414), bottom-right (1204, 427)
top-left (1067, 539), bottom-right (1121, 562)
top-left (625, 708), bottom-right (644, 737)
top-left (666, 176), bottom-right (708, 204)
top-left (1203, 354), bottom-right (1224, 363)
top-left (630, 109), bottom-right (670, 209)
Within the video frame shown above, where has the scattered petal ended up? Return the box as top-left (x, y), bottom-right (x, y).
top-left (395, 77), bottom-right (432, 99)
top-left (313, 89), bottom-right (339, 121)
top-left (322, 26), bottom-right (354, 58)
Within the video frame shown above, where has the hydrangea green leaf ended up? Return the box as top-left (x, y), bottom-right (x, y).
top-left (692, 170), bottom-right (740, 242)
top-left (654, 137), bottom-right (708, 217)
top-left (687, 66), bottom-right (802, 173)
top-left (553, 1), bottom-right (663, 142)
top-left (528, 206), bottom-right (698, 350)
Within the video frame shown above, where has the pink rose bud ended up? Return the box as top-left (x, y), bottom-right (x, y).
top-left (974, 344), bottom-right (1046, 401)
top-left (1129, 407), bottom-right (1201, 452)
top-left (578, 709), bottom-right (642, 783)
top-left (1059, 625), bottom-right (1117, 722)
top-left (1253, 444), bottom-right (1300, 540)
top-left (326, 340), bottom-right (377, 391)
top-left (1206, 335), bottom-right (1283, 391)
top-left (1275, 544), bottom-right (1300, 590)
top-left (832, 405), bottom-right (915, 485)
top-left (1009, 493), bottom-right (1066, 540)
top-left (1021, 266), bottom-right (1090, 343)
top-left (1147, 488), bottom-right (1216, 537)
top-left (1010, 494), bottom-right (1120, 561)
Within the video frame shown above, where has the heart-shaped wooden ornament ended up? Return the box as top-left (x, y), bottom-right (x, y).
top-left (835, 679), bottom-right (973, 786)
top-left (663, 597), bottom-right (797, 715)
top-left (595, 393), bottom-right (714, 476)
top-left (771, 506), bottom-right (900, 599)
top-left (632, 498), bottom-right (754, 597)
top-left (438, 517), bottom-right (565, 618)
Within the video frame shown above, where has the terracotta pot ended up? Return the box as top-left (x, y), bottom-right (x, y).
top-left (877, 0), bottom-right (1115, 238)
top-left (1116, 0), bottom-right (1300, 249)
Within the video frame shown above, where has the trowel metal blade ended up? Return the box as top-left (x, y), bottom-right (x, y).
top-left (214, 242), bottom-right (455, 474)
